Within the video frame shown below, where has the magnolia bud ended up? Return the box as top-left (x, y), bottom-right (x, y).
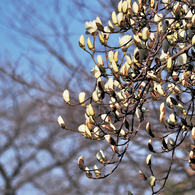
top-left (87, 37), bottom-right (94, 50)
top-left (58, 115), bottom-right (66, 129)
top-left (63, 89), bottom-right (70, 103)
top-left (79, 34), bottom-right (85, 49)
top-left (79, 92), bottom-right (85, 106)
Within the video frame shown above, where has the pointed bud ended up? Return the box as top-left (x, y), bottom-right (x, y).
top-left (160, 102), bottom-right (165, 114)
top-left (162, 138), bottom-right (169, 151)
top-left (169, 138), bottom-right (175, 146)
top-left (132, 2), bottom-right (138, 14)
top-left (142, 27), bottom-right (149, 41)
top-left (93, 165), bottom-right (101, 178)
top-left (79, 92), bottom-right (85, 106)
top-left (160, 112), bottom-right (166, 125)
top-left (147, 176), bottom-right (156, 186)
top-left (146, 122), bottom-right (155, 138)
top-left (148, 139), bottom-right (154, 152)
top-left (191, 127), bottom-right (195, 141)
top-left (87, 37), bottom-right (94, 50)
top-left (114, 51), bottom-right (119, 63)
top-left (139, 170), bottom-right (147, 180)
top-left (112, 11), bottom-right (118, 26)
top-left (167, 57), bottom-right (172, 71)
top-left (87, 104), bottom-right (95, 116)
top-left (85, 167), bottom-right (92, 178)
top-left (58, 115), bottom-right (66, 129)
top-left (63, 89), bottom-right (70, 103)
top-left (101, 114), bottom-right (111, 123)
top-left (108, 51), bottom-right (114, 63)
top-left (78, 155), bottom-right (84, 170)
top-left (98, 33), bottom-right (105, 45)
top-left (192, 35), bottom-right (195, 46)
top-left (104, 134), bottom-right (116, 145)
top-left (146, 154), bottom-right (152, 165)
top-left (79, 34), bottom-right (85, 49)
top-left (176, 103), bottom-right (186, 115)
top-left (122, 1), bottom-right (128, 13)
top-left (97, 55), bottom-right (104, 66)
top-left (96, 150), bottom-right (107, 163)
top-left (111, 60), bottom-right (119, 72)
top-left (118, 0), bottom-right (122, 12)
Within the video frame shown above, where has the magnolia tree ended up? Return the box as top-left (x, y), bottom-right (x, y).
top-left (58, 0), bottom-right (195, 194)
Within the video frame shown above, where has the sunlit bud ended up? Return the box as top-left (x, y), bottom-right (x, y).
top-left (160, 112), bottom-right (166, 125)
top-left (162, 0), bottom-right (170, 9)
top-left (108, 20), bottom-right (114, 32)
top-left (58, 115), bottom-right (66, 129)
top-left (114, 51), bottom-right (119, 63)
top-left (92, 90), bottom-right (99, 102)
top-left (93, 127), bottom-right (100, 139)
top-left (78, 155), bottom-right (84, 170)
top-left (97, 55), bottom-right (104, 66)
top-left (178, 29), bottom-right (185, 41)
top-left (167, 57), bottom-right (172, 71)
top-left (126, 54), bottom-right (132, 65)
top-left (85, 20), bottom-right (97, 35)
top-left (169, 113), bottom-right (176, 124)
top-left (111, 60), bottom-right (119, 72)
top-left (108, 51), bottom-right (114, 63)
top-left (79, 34), bottom-right (85, 49)
top-left (139, 170), bottom-right (147, 180)
top-left (79, 92), bottom-right (85, 106)
top-left (192, 35), bottom-right (195, 46)
top-left (101, 114), bottom-right (111, 123)
top-left (99, 33), bottom-right (105, 45)
top-left (162, 138), bottom-right (169, 151)
top-left (87, 37), bottom-right (94, 50)
top-left (96, 17), bottom-right (103, 31)
top-left (118, 0), bottom-right (122, 12)
top-left (150, 0), bottom-right (155, 9)
top-left (166, 96), bottom-right (177, 108)
top-left (160, 102), bottom-right (165, 114)
top-left (96, 150), bottom-right (107, 163)
top-left (63, 89), bottom-right (70, 103)
top-left (132, 2), bottom-right (138, 14)
top-left (160, 51), bottom-right (168, 62)
top-left (169, 138), bottom-right (175, 146)
top-left (117, 12), bottom-right (124, 27)
top-left (142, 27), bottom-right (149, 41)
top-left (85, 167), bottom-right (92, 178)
top-left (78, 124), bottom-right (86, 134)
top-left (191, 127), bottom-right (195, 141)
top-left (168, 83), bottom-right (181, 94)
top-left (104, 134), bottom-right (116, 145)
top-left (133, 35), bottom-right (142, 48)
top-left (93, 165), bottom-right (101, 178)
top-left (154, 13), bottom-right (162, 22)
top-left (108, 77), bottom-right (114, 89)
top-left (146, 154), bottom-right (152, 165)
top-left (189, 151), bottom-right (194, 162)
top-left (112, 11), bottom-right (118, 26)
top-left (127, 0), bottom-right (131, 6)
top-left (87, 104), bottom-right (95, 116)
top-left (148, 139), bottom-right (154, 152)
top-left (86, 122), bottom-right (92, 132)
top-left (122, 1), bottom-right (128, 13)
top-left (146, 122), bottom-right (155, 138)
top-left (111, 145), bottom-right (119, 153)
top-left (147, 176), bottom-right (156, 187)
top-left (156, 83), bottom-right (166, 96)
top-left (173, 2), bottom-right (180, 17)
top-left (176, 103), bottom-right (186, 115)
top-left (192, 15), bottom-right (195, 28)
top-left (90, 66), bottom-right (101, 79)
top-left (150, 33), bottom-right (155, 41)
top-left (119, 35), bottom-right (133, 52)
top-left (162, 39), bottom-right (170, 53)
